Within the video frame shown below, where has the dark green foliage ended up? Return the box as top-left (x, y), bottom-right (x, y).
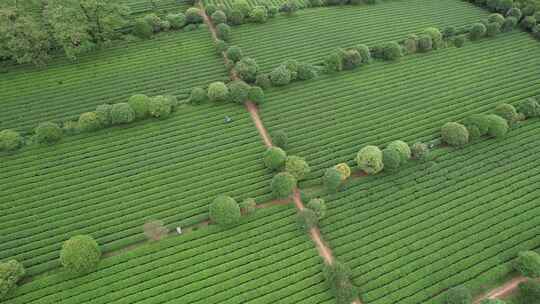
top-left (216, 23), bottom-right (231, 42)
top-left (486, 114), bottom-right (509, 138)
top-left (282, 59), bottom-right (300, 80)
top-left (307, 198), bottom-right (327, 219)
top-left (285, 155), bottom-right (310, 180)
top-left (470, 23), bottom-right (487, 40)
top-left (215, 39), bottom-right (228, 54)
top-left (185, 8), bottom-right (203, 24)
top-left (95, 104), bottom-right (113, 127)
top-left (522, 5), bottom-right (536, 17)
top-left (35, 122), bottom-right (63, 144)
top-left (166, 13), bottom-right (186, 29)
top-left (235, 57), bottom-right (259, 83)
top-left (479, 300), bottom-right (506, 304)
top-left (280, 0), bottom-right (299, 15)
top-left (441, 122), bottom-right (469, 146)
top-left (205, 4), bottom-right (217, 15)
top-left (239, 198), bottom-right (257, 215)
top-left (323, 167), bottom-right (343, 193)
top-left (383, 42), bottom-right (402, 61)
top-left (128, 94), bottom-right (151, 119)
top-left (148, 96), bottom-right (172, 119)
top-left (325, 52), bottom-right (343, 72)
top-left (514, 251), bottom-right (540, 277)
top-left (387, 140), bottom-right (411, 162)
top-left (211, 10), bottom-right (227, 24)
top-left (403, 35), bottom-right (418, 54)
top-left (486, 22), bottom-right (501, 37)
top-left (463, 114), bottom-right (491, 139)
top-left (255, 73), bottom-right (272, 89)
top-left (248, 86), bottom-right (265, 105)
top-left (507, 7), bottom-right (522, 20)
top-left (454, 35), bottom-right (466, 47)
top-left (133, 18), bottom-right (153, 39)
top-left (226, 45), bottom-right (243, 63)
top-left (267, 6), bottom-right (279, 17)
top-left (60, 235), bottom-right (101, 275)
top-left (520, 16), bottom-right (536, 30)
top-left (382, 148), bottom-right (401, 172)
top-left (0, 129), bottom-right (23, 151)
top-left (423, 27), bottom-right (443, 49)
top-left (207, 82), bottom-right (229, 102)
top-left (517, 97), bottom-right (540, 118)
top-left (229, 9), bottom-right (245, 25)
top-left (296, 209), bottom-right (319, 231)
top-left (340, 49), bottom-right (362, 70)
top-left (411, 142), bottom-right (430, 161)
top-left (209, 195), bottom-right (241, 227)
top-left (417, 34), bottom-right (433, 52)
top-left (190, 87), bottom-right (207, 104)
top-left (494, 103), bottom-right (519, 123)
top-left (323, 261), bottom-right (359, 304)
top-left (269, 65), bottom-right (292, 86)
top-left (111, 103), bottom-right (135, 124)
top-left (533, 24), bottom-right (540, 39)
top-left (0, 260), bottom-right (25, 300)
top-left (264, 147), bottom-right (287, 170)
top-left (487, 0), bottom-right (501, 11)
top-left (297, 63), bottom-right (318, 80)
top-left (78, 112), bottom-right (101, 132)
top-left (497, 0), bottom-right (513, 13)
top-left (489, 13), bottom-right (506, 25)
top-left (354, 44), bottom-right (371, 63)
top-left (271, 130), bottom-right (288, 149)
top-left (443, 26), bottom-right (457, 39)
top-left (250, 6), bottom-right (268, 23)
top-left (445, 286), bottom-right (472, 304)
top-left (233, 0), bottom-right (250, 16)
top-left (517, 279), bottom-right (540, 304)
top-left (502, 16), bottom-right (518, 31)
top-left (271, 172), bottom-right (297, 198)
top-left (228, 80), bottom-right (251, 104)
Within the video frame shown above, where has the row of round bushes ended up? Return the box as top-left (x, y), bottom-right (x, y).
top-left (0, 94), bottom-right (178, 153)
top-left (441, 97), bottom-right (540, 147)
top-left (189, 78), bottom-right (265, 105)
top-left (133, 9), bottom-right (203, 39)
top-left (264, 146), bottom-right (311, 198)
top-left (206, 0), bottom-right (279, 27)
top-left (208, 195), bottom-right (257, 227)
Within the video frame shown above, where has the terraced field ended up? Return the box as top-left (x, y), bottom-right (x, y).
top-left (230, 0), bottom-right (489, 70)
top-left (319, 121), bottom-right (540, 304)
top-left (3, 206), bottom-right (334, 304)
top-left (0, 30), bottom-right (225, 132)
top-left (0, 103), bottom-right (273, 276)
top-left (259, 32), bottom-right (540, 179)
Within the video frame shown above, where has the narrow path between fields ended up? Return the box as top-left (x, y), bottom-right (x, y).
top-left (472, 276), bottom-right (536, 303)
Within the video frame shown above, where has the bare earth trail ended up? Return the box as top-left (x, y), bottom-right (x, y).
top-left (473, 276), bottom-right (537, 303)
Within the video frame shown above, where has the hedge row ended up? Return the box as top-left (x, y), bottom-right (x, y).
top-left (207, 1), bottom-right (279, 26)
top-left (132, 10), bottom-right (203, 39)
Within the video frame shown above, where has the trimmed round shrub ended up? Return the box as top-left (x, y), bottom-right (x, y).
top-left (185, 7), bottom-right (202, 24)
top-left (354, 44), bottom-right (371, 63)
top-left (443, 26), bottom-right (457, 39)
top-left (307, 198), bottom-right (326, 219)
top-left (78, 112), bottom-right (101, 132)
top-left (489, 13), bottom-right (505, 25)
top-left (296, 209), bottom-right (319, 231)
top-left (382, 148), bottom-right (401, 172)
top-left (227, 80), bottom-right (251, 104)
top-left (128, 94), bottom-right (151, 119)
top-left (255, 73), bottom-right (272, 89)
top-left (216, 23), bottom-right (231, 42)
top-left (463, 114), bottom-right (491, 139)
top-left (269, 65), bottom-right (292, 86)
top-left (225, 45), bottom-right (243, 63)
top-left (233, 0), bottom-right (250, 16)
top-left (190, 87), bottom-right (207, 104)
top-left (250, 6), bottom-right (268, 23)
top-left (206, 4), bottom-right (217, 15)
top-left (271, 172), bottom-right (297, 198)
top-left (95, 104), bottom-right (113, 126)
top-left (297, 63), bottom-right (318, 80)
top-left (520, 16), bottom-right (536, 30)
top-left (207, 82), bottom-right (229, 102)
top-left (486, 22), bottom-right (501, 37)
top-left (285, 155), bottom-right (311, 180)
top-left (486, 0), bottom-right (499, 11)
top-left (323, 261), bottom-right (358, 304)
top-left (215, 39), bottom-right (228, 54)
top-left (423, 27), bottom-right (443, 49)
top-left (445, 286), bottom-right (472, 304)
top-left (60, 235), bottom-right (101, 275)
top-left (404, 35), bottom-right (418, 54)
top-left (383, 42), bottom-right (402, 61)
top-left (325, 52), bottom-right (343, 72)
top-left (280, 0), bottom-right (299, 15)
top-left (0, 260), bottom-right (25, 300)
top-left (523, 5), bottom-right (535, 17)
top-left (235, 57), bottom-right (259, 83)
top-left (229, 9), bottom-right (245, 25)
top-left (143, 14), bottom-right (163, 32)
top-left (411, 142), bottom-right (429, 161)
top-left (470, 23), bottom-right (487, 40)
top-left (209, 195), bottom-right (241, 227)
top-left (517, 97), bottom-right (540, 118)
top-left (35, 122), bottom-right (63, 144)
top-left (441, 122), bottom-right (469, 147)
top-left (211, 10), bottom-right (227, 24)
top-left (334, 163), bottom-right (351, 181)
top-left (518, 279), bottom-right (540, 303)
top-left (133, 18), bottom-right (153, 39)
top-left (340, 49), bottom-right (362, 70)
top-left (323, 167), bottom-right (342, 193)
top-left (271, 130), bottom-right (288, 149)
top-left (264, 147), bottom-right (287, 170)
top-left (248, 86), bottom-right (265, 105)
top-left (0, 129), bottom-right (23, 151)
top-left (494, 103), bottom-right (518, 123)
top-left (502, 16), bottom-right (518, 32)
top-left (148, 96), bottom-right (172, 119)
top-left (356, 145), bottom-right (384, 174)
top-left (417, 34), bottom-right (433, 52)
top-left (514, 251), bottom-right (540, 278)
top-left (111, 103), bottom-right (136, 125)
top-left (486, 114), bottom-right (509, 138)
top-left (166, 13), bottom-right (186, 29)
top-left (479, 300), bottom-right (506, 304)
top-left (282, 59), bottom-right (300, 80)
top-left (507, 7), bottom-right (522, 20)
top-left (454, 35), bottom-right (466, 48)
top-left (240, 198), bottom-right (257, 215)
top-left (387, 140), bottom-right (411, 162)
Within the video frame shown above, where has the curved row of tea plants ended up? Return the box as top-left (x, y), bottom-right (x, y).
top-left (3, 206), bottom-right (334, 304)
top-left (228, 0), bottom-right (489, 71)
top-left (0, 30), bottom-right (227, 133)
top-left (319, 121), bottom-right (540, 304)
top-left (259, 31), bottom-right (540, 180)
top-left (0, 103), bottom-right (272, 276)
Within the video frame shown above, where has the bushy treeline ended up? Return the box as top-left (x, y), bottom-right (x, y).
top-left (0, 94), bottom-right (179, 153)
top-left (206, 0), bottom-right (280, 27)
top-left (133, 9), bottom-right (203, 39)
top-left (441, 97), bottom-right (540, 147)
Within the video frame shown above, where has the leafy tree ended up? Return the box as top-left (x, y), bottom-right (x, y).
top-left (229, 9), bottom-right (245, 25)
top-left (506, 7), bottom-right (522, 20)
top-left (296, 209), bottom-right (319, 231)
top-left (454, 35), bottom-right (466, 48)
top-left (334, 163), bottom-right (351, 181)
top-left (264, 147), bottom-right (287, 170)
top-left (514, 251), bottom-right (540, 277)
top-left (441, 122), bottom-right (469, 146)
top-left (271, 130), bottom-right (288, 149)
top-left (403, 34), bottom-right (418, 54)
top-left (226, 45), bottom-right (243, 62)
top-left (185, 7), bottom-right (202, 24)
top-left (232, 0), bottom-right (250, 16)
top-left (255, 73), bottom-right (272, 89)
top-left (463, 114), bottom-right (491, 139)
top-left (354, 44), bottom-right (371, 63)
top-left (248, 86), bottom-right (265, 105)
top-left (227, 80), bottom-right (251, 104)
top-left (520, 16), bottom-right (536, 30)
top-left (207, 82), bottom-right (229, 102)
top-left (285, 155), bottom-right (311, 180)
top-left (35, 122), bottom-right (63, 144)
top-left (111, 103), bottom-right (136, 124)
top-left (517, 97), bottom-right (540, 118)
top-left (323, 261), bottom-right (358, 304)
top-left (95, 104), bottom-right (113, 126)
top-left (517, 279), bottom-right (540, 304)
top-left (383, 42), bottom-right (402, 61)
top-left (417, 34), bottom-right (433, 52)
top-left (235, 57), bottom-right (259, 83)
top-left (356, 145), bottom-right (384, 174)
top-left (216, 23), bottom-right (231, 42)
top-left (240, 198), bottom-right (257, 215)
top-left (60, 235), bottom-right (101, 275)
top-left (128, 94), bottom-right (151, 119)
top-left (382, 148), bottom-right (401, 172)
top-left (411, 142), bottom-right (429, 161)
top-left (443, 26), bottom-right (457, 39)
top-left (148, 95), bottom-right (172, 119)
top-left (494, 103), bottom-right (519, 124)
top-left (250, 6), bottom-right (268, 23)
top-left (271, 172), bottom-right (297, 198)
top-left (325, 51), bottom-right (343, 72)
top-left (340, 49), bottom-right (362, 70)
top-left (445, 286), bottom-right (472, 304)
top-left (190, 87), bottom-right (207, 104)
top-left (423, 27), bottom-right (443, 49)
top-left (133, 18), bottom-right (153, 39)
top-left (269, 65), bottom-right (292, 86)
top-left (78, 112), bottom-right (101, 132)
top-left (497, 0), bottom-right (514, 13)
top-left (479, 300), bottom-right (506, 304)
top-left (211, 10), bottom-right (227, 24)
top-left (489, 13), bottom-right (506, 25)
top-left (387, 140), bottom-right (411, 162)
top-left (502, 16), bottom-right (518, 31)
top-left (0, 260), bottom-right (25, 300)
top-left (323, 167), bottom-right (343, 193)
top-left (486, 114), bottom-right (509, 138)
top-left (166, 13), bottom-right (186, 29)
top-left (209, 195), bottom-right (241, 227)
top-left (486, 22), bottom-right (501, 37)
top-left (470, 23), bottom-right (487, 40)
top-left (307, 198), bottom-right (327, 219)
top-left (0, 129), bottom-right (23, 151)
top-left (297, 62), bottom-right (318, 80)
top-left (280, 0), bottom-right (299, 15)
